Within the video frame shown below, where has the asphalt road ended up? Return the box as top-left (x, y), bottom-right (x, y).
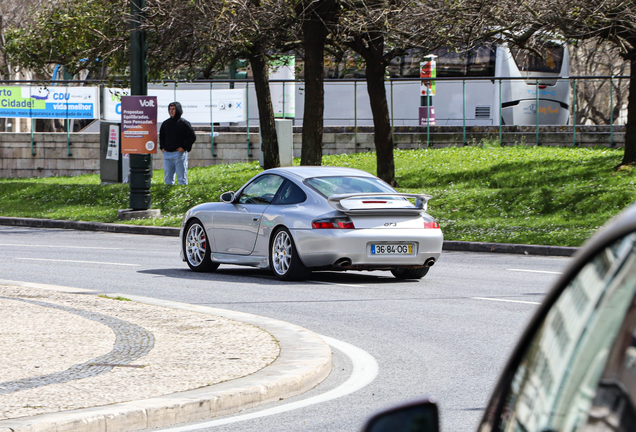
top-left (0, 226), bottom-right (571, 432)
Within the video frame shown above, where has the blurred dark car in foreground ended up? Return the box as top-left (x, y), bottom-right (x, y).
top-left (363, 203), bottom-right (636, 432)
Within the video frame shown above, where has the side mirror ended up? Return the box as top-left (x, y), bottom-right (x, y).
top-left (362, 399), bottom-right (439, 432)
top-left (220, 191), bottom-right (235, 203)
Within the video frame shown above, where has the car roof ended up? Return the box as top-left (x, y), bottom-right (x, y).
top-left (264, 166), bottom-right (376, 181)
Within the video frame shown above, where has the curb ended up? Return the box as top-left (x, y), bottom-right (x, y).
top-left (443, 240), bottom-right (578, 257)
top-left (0, 216), bottom-right (179, 237)
top-left (0, 216), bottom-right (580, 257)
top-left (0, 280), bottom-right (332, 432)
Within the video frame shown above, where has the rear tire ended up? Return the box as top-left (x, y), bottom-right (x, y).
top-left (183, 219), bottom-right (220, 272)
top-left (270, 227), bottom-right (310, 281)
top-left (391, 267), bottom-right (429, 280)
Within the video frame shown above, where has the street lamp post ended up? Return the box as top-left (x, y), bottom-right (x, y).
top-left (129, 0), bottom-right (152, 211)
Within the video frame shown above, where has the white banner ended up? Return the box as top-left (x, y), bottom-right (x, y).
top-left (103, 88), bottom-right (246, 123)
top-left (269, 56), bottom-right (296, 118)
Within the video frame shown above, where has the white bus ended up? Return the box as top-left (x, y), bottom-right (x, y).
top-left (310, 43), bottom-right (571, 127)
top-left (389, 43), bottom-right (571, 126)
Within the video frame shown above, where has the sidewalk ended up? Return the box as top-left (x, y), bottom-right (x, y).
top-left (0, 281), bottom-right (332, 432)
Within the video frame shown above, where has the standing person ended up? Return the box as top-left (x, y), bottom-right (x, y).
top-left (159, 102), bottom-right (196, 185)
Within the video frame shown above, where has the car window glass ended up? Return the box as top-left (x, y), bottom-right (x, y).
top-left (582, 275), bottom-right (636, 431)
top-left (272, 181), bottom-right (307, 205)
top-left (498, 232), bottom-right (636, 432)
top-left (237, 175), bottom-right (285, 205)
top-left (305, 176), bottom-right (396, 197)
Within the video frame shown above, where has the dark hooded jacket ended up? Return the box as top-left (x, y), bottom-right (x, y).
top-left (159, 102), bottom-right (196, 152)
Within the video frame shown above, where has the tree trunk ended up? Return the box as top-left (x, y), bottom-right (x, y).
top-left (621, 57), bottom-right (636, 166)
top-left (249, 51), bottom-right (280, 169)
top-left (363, 36), bottom-right (397, 186)
top-left (300, 16), bottom-right (327, 166)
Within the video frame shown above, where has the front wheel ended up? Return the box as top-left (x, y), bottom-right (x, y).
top-left (270, 228), bottom-right (310, 281)
top-left (183, 220), bottom-right (219, 272)
top-left (391, 267), bottom-right (429, 280)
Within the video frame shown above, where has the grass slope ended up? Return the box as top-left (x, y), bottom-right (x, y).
top-left (1, 146), bottom-right (634, 246)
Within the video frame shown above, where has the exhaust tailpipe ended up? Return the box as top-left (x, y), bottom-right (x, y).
top-left (334, 258), bottom-right (352, 267)
top-left (425, 258), bottom-right (436, 267)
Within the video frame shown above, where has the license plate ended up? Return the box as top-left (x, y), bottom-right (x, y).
top-left (371, 244), bottom-right (413, 255)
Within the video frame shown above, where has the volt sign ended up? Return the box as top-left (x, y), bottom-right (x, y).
top-left (120, 95), bottom-right (158, 154)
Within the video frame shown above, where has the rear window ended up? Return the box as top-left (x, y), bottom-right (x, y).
top-left (305, 176), bottom-right (396, 198)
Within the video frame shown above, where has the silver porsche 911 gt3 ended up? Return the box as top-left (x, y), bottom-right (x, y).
top-left (180, 166), bottom-right (443, 280)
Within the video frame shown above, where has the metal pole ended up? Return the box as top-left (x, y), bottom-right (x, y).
top-left (31, 118), bottom-right (35, 156)
top-left (29, 84), bottom-right (35, 156)
top-left (130, 0), bottom-right (147, 97)
top-left (129, 0), bottom-right (151, 211)
top-left (426, 81), bottom-right (430, 148)
top-left (572, 79), bottom-right (577, 146)
top-left (499, 79), bottom-right (502, 145)
top-left (535, 79), bottom-right (539, 145)
top-left (210, 82), bottom-right (216, 157)
top-left (246, 83), bottom-right (251, 157)
top-left (462, 79), bottom-right (466, 145)
top-left (390, 80), bottom-right (394, 144)
top-left (610, 76), bottom-right (614, 147)
top-left (354, 81), bottom-right (358, 148)
top-left (282, 80), bottom-right (286, 120)
top-left (66, 84), bottom-right (71, 156)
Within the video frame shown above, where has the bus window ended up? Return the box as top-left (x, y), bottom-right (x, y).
top-left (510, 43), bottom-right (564, 73)
top-left (435, 46), bottom-right (496, 77)
top-left (466, 46), bottom-right (496, 76)
top-left (435, 48), bottom-right (467, 77)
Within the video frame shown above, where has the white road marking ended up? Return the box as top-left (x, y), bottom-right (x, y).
top-left (15, 258), bottom-right (140, 267)
top-left (473, 297), bottom-right (541, 305)
top-left (311, 280), bottom-right (367, 288)
top-left (507, 268), bottom-right (562, 275)
top-left (156, 335), bottom-right (379, 431)
top-left (0, 243), bottom-right (121, 250)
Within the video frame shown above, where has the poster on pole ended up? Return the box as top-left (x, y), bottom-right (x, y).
top-left (269, 56), bottom-right (296, 118)
top-left (419, 106), bottom-right (436, 126)
top-left (106, 124), bottom-right (120, 160)
top-left (420, 59), bottom-right (437, 96)
top-left (0, 86), bottom-right (99, 119)
top-left (120, 96), bottom-right (158, 154)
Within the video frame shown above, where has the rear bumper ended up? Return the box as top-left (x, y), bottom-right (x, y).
top-left (291, 228), bottom-right (443, 269)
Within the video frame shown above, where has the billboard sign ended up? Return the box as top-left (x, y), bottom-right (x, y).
top-left (103, 88), bottom-right (246, 123)
top-left (121, 96), bottom-right (158, 154)
top-left (0, 86), bottom-right (98, 119)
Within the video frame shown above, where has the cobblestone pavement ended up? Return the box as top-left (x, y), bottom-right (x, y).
top-left (0, 284), bottom-right (280, 421)
top-left (0, 296), bottom-right (154, 395)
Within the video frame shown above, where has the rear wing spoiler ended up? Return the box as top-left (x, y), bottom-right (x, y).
top-left (327, 193), bottom-right (432, 215)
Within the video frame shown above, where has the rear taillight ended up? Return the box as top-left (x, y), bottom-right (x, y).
top-left (424, 221), bottom-right (440, 229)
top-left (312, 217), bottom-right (355, 229)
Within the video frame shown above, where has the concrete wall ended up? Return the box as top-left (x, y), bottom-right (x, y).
top-left (0, 126), bottom-right (626, 178)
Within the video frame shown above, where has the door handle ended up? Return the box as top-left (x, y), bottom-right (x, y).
top-left (253, 217), bottom-right (260, 221)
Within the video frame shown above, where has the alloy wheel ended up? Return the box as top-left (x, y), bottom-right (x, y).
top-left (272, 230), bottom-right (292, 275)
top-left (186, 223), bottom-right (207, 267)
